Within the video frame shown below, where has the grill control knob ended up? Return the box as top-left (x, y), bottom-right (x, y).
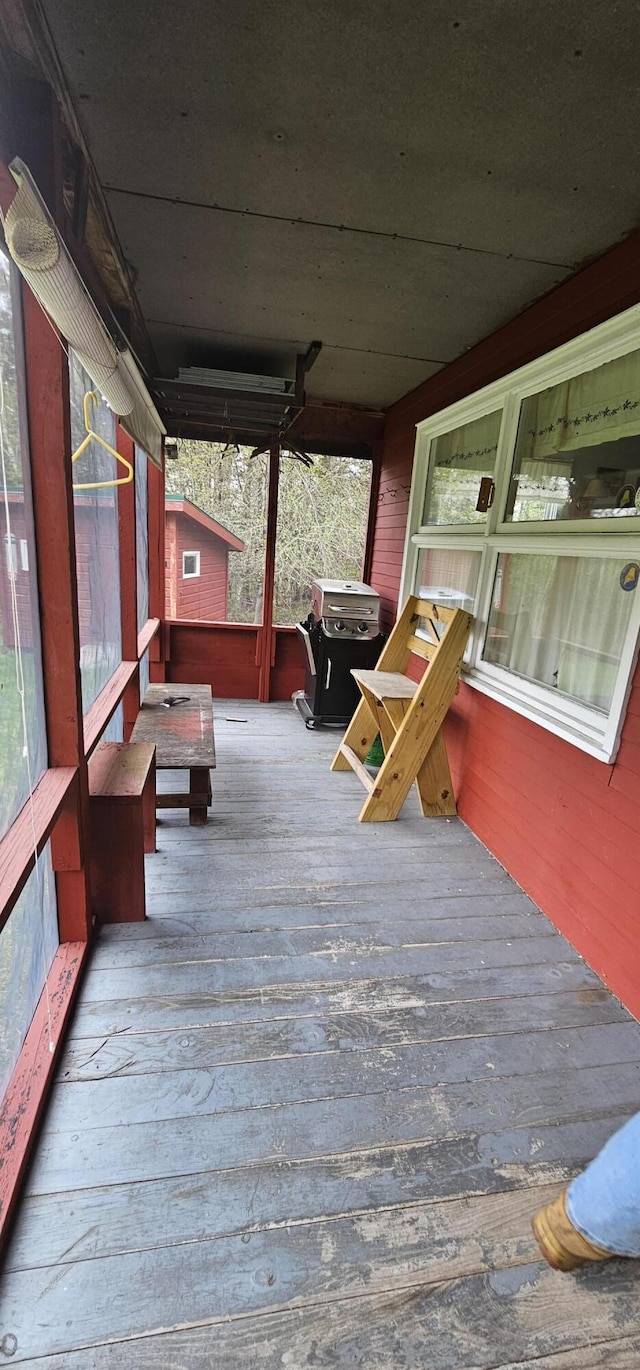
top-left (334, 620), bottom-right (346, 631)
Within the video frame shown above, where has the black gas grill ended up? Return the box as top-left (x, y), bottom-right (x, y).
top-left (293, 578), bottom-right (385, 728)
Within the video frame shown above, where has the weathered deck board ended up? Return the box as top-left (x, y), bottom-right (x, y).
top-left (24, 1059), bottom-right (640, 1194)
top-left (93, 889), bottom-right (543, 938)
top-left (1, 702), bottom-right (638, 1367)
top-left (43, 1022), bottom-right (640, 1134)
top-left (11, 1263), bottom-right (640, 1368)
top-left (0, 1186), bottom-right (573, 1360)
top-left (58, 988), bottom-right (627, 1081)
top-left (88, 911), bottom-right (558, 971)
top-left (5, 1115), bottom-right (630, 1275)
top-left (73, 935), bottom-right (575, 1004)
top-left (63, 958), bottom-right (605, 1036)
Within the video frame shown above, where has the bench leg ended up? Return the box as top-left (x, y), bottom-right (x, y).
top-left (189, 767), bottom-right (210, 826)
top-left (142, 755), bottom-right (157, 853)
top-left (331, 697), bottom-right (378, 771)
top-left (415, 729), bottom-right (457, 817)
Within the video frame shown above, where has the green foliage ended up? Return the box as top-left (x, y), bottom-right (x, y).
top-left (167, 441), bottom-right (371, 624)
top-left (0, 257), bottom-right (24, 490)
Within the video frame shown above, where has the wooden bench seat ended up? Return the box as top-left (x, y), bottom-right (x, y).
top-left (88, 741), bottom-right (156, 923)
top-left (131, 684), bottom-right (216, 826)
top-left (351, 670), bottom-right (418, 702)
top-left (332, 598), bottom-right (472, 822)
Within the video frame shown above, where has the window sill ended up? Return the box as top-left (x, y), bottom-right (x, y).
top-left (460, 664), bottom-right (618, 763)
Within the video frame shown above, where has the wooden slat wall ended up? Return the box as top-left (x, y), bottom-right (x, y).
top-left (368, 226), bottom-right (640, 1018)
top-left (166, 622), bottom-right (305, 702)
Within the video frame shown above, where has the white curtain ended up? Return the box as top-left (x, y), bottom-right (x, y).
top-left (488, 555), bottom-right (633, 712)
top-left (432, 409), bottom-right (502, 471)
top-left (518, 349), bottom-right (640, 463)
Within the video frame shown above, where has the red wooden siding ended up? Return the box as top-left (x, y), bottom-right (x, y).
top-left (166, 621), bottom-right (305, 702)
top-left (165, 512), bottom-right (230, 622)
top-left (368, 228), bottom-right (640, 1018)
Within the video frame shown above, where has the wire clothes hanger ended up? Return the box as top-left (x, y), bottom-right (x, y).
top-left (71, 390), bottom-right (133, 490)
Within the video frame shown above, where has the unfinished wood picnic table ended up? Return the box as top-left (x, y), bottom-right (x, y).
top-left (131, 684), bottom-right (216, 825)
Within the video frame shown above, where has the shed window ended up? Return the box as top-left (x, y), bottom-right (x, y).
top-left (401, 307), bottom-right (640, 762)
top-left (183, 550), bottom-right (200, 578)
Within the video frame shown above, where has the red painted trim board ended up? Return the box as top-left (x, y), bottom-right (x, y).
top-left (83, 661), bottom-right (138, 757)
top-left (0, 940), bottom-right (89, 1250)
top-left (0, 769), bottom-right (77, 933)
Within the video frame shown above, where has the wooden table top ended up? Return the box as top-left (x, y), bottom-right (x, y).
top-left (131, 685), bottom-right (216, 770)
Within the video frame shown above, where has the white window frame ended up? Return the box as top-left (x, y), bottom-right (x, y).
top-left (400, 303), bottom-right (640, 763)
top-left (182, 550), bottom-right (200, 579)
top-left (4, 532), bottom-right (17, 577)
top-left (19, 538), bottom-right (28, 571)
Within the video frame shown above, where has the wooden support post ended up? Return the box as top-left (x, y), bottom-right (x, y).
top-left (362, 441), bottom-right (382, 585)
top-left (148, 453), bottom-right (166, 682)
top-left (116, 425), bottom-right (139, 738)
top-left (258, 439), bottom-right (280, 703)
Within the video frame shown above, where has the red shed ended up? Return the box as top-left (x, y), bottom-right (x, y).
top-left (165, 494), bottom-right (245, 622)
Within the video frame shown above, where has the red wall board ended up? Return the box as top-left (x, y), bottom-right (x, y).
top-left (167, 622), bottom-right (260, 699)
top-left (270, 627), bottom-right (305, 702)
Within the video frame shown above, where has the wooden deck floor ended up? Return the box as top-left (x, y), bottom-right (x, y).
top-left (2, 701), bottom-right (640, 1366)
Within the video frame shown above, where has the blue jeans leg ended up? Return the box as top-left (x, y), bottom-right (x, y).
top-left (566, 1111), bottom-right (640, 1258)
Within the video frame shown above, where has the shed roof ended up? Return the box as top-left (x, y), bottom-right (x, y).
top-left (165, 494), bottom-right (245, 552)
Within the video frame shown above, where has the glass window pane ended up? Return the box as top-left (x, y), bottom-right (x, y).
top-left (0, 848), bottom-right (58, 1100)
top-left (139, 647), bottom-right (150, 701)
top-left (135, 445), bottom-right (149, 632)
top-left (274, 455), bottom-right (370, 625)
top-left (70, 350), bottom-right (122, 711)
top-left (414, 546), bottom-right (481, 612)
top-left (507, 350), bottom-right (640, 522)
top-left (423, 410), bottom-right (502, 526)
top-left (483, 553), bottom-right (637, 711)
top-left (0, 251), bottom-right (48, 835)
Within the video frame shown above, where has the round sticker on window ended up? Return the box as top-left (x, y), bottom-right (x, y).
top-left (620, 562), bottom-right (640, 591)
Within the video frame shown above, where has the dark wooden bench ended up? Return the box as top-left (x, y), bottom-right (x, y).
top-left (87, 741), bottom-right (156, 923)
top-left (131, 684), bottom-right (216, 825)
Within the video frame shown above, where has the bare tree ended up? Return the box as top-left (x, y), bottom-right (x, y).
top-left (167, 441), bottom-right (371, 623)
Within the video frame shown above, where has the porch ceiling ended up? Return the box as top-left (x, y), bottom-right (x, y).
top-left (39, 1), bottom-right (640, 408)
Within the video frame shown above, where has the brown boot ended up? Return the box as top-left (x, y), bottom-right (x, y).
top-left (532, 1191), bottom-right (613, 1272)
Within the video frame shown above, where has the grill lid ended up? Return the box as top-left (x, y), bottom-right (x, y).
top-left (311, 578), bottom-right (380, 622)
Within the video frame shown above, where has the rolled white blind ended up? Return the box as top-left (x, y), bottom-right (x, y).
top-left (1, 160), bottom-right (164, 465)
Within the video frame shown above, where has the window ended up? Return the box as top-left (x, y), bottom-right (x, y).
top-left (422, 410), bottom-right (502, 526)
top-left (507, 350), bottom-right (640, 524)
top-left (69, 349), bottom-right (122, 714)
top-left (415, 546), bottom-right (481, 612)
top-left (401, 307), bottom-right (640, 762)
top-left (182, 550), bottom-right (200, 578)
top-left (4, 531), bottom-right (17, 574)
top-left (135, 446), bottom-right (150, 700)
top-left (0, 248), bottom-right (58, 1095)
top-left (135, 445), bottom-right (149, 629)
